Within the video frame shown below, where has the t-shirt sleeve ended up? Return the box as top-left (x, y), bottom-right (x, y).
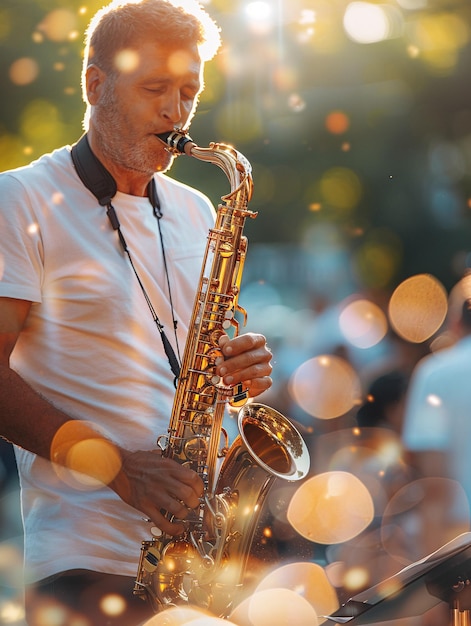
top-left (402, 358), bottom-right (451, 451)
top-left (0, 173), bottom-right (43, 303)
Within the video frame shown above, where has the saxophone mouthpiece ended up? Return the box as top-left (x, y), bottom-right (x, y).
top-left (157, 130), bottom-right (195, 155)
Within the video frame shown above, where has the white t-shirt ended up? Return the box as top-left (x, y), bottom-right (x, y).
top-left (0, 145), bottom-right (216, 582)
top-left (402, 336), bottom-right (471, 521)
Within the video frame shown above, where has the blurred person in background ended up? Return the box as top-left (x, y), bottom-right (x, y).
top-left (403, 290), bottom-right (471, 554)
top-left (356, 370), bottom-right (409, 434)
top-left (402, 281), bottom-right (471, 558)
top-left (0, 1), bottom-right (273, 624)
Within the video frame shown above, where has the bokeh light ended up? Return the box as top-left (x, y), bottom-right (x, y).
top-left (343, 3), bottom-right (401, 44)
top-left (407, 12), bottom-right (470, 74)
top-left (233, 588), bottom-right (318, 626)
top-left (325, 110), bottom-right (350, 135)
top-left (255, 562), bottom-right (339, 619)
top-left (287, 471), bottom-right (375, 544)
top-left (447, 272), bottom-right (471, 326)
top-left (354, 229), bottom-right (402, 289)
top-left (114, 49), bottom-right (140, 73)
top-left (244, 1), bottom-right (274, 36)
top-left (36, 9), bottom-right (78, 42)
top-left (289, 355), bottom-right (362, 419)
top-left (0, 599), bottom-right (24, 624)
top-left (143, 606), bottom-right (217, 625)
top-left (320, 167), bottom-right (362, 212)
top-left (342, 566), bottom-right (370, 592)
top-left (99, 593), bottom-right (126, 618)
top-left (388, 273), bottom-right (448, 343)
top-left (339, 298), bottom-right (388, 348)
top-left (50, 420), bottom-right (122, 489)
top-left (185, 617), bottom-right (236, 626)
top-left (27, 599), bottom-right (70, 626)
top-left (9, 58), bottom-right (39, 86)
top-left (19, 99), bottom-right (71, 155)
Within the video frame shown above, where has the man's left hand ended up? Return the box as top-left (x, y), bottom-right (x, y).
top-left (216, 332), bottom-right (272, 398)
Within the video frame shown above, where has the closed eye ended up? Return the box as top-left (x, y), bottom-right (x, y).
top-left (144, 86), bottom-right (166, 94)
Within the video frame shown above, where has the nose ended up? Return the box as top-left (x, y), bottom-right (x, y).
top-left (161, 91), bottom-right (182, 126)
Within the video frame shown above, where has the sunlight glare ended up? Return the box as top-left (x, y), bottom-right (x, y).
top-left (244, 1), bottom-right (274, 35)
top-left (343, 2), bottom-right (391, 44)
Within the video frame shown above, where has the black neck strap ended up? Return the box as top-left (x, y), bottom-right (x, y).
top-left (71, 134), bottom-right (117, 206)
top-left (70, 134), bottom-right (181, 381)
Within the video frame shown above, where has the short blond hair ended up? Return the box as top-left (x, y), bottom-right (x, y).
top-left (82, 0), bottom-right (221, 98)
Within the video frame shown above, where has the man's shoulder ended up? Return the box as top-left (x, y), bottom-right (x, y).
top-left (413, 339), bottom-right (471, 382)
top-left (0, 145), bottom-right (72, 188)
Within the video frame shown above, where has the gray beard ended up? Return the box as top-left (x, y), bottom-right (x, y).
top-left (92, 86), bottom-right (174, 176)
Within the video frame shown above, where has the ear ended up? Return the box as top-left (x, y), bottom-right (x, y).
top-left (85, 64), bottom-right (107, 105)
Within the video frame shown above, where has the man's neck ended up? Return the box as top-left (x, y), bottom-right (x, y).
top-left (86, 130), bottom-right (152, 197)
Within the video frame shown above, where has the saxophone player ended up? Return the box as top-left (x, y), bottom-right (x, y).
top-left (0, 1), bottom-right (273, 624)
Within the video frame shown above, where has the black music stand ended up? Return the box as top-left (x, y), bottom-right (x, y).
top-left (325, 532), bottom-right (471, 625)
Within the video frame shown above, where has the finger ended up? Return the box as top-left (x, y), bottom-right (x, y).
top-left (142, 493), bottom-right (199, 536)
top-left (218, 355), bottom-right (273, 386)
top-left (160, 493), bottom-right (195, 520)
top-left (152, 455), bottom-right (204, 500)
top-left (217, 341), bottom-right (272, 372)
top-left (171, 479), bottom-right (203, 509)
top-left (219, 332), bottom-right (266, 357)
top-left (245, 375), bottom-right (273, 397)
top-left (168, 466), bottom-right (204, 505)
top-left (146, 506), bottom-right (186, 536)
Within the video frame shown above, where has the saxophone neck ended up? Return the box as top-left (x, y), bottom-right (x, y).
top-left (157, 130), bottom-right (254, 202)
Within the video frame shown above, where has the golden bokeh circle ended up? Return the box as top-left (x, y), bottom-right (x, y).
top-left (388, 273), bottom-right (448, 343)
top-left (339, 298), bottom-right (388, 348)
top-left (256, 562), bottom-right (338, 618)
top-left (287, 471), bottom-right (374, 544)
top-left (289, 355), bottom-right (361, 419)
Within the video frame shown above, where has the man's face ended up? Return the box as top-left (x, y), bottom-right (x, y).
top-left (90, 39), bottom-right (203, 176)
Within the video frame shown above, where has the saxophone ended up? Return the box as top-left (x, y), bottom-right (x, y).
top-left (134, 131), bottom-right (310, 617)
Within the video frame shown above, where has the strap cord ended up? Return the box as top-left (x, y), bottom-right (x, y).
top-left (71, 134), bottom-right (181, 382)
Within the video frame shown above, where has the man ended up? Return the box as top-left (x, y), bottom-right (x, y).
top-left (402, 277), bottom-right (471, 558)
top-left (0, 1), bottom-right (273, 624)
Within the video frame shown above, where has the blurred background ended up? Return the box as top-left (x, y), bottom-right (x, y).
top-left (2, 0), bottom-right (471, 624)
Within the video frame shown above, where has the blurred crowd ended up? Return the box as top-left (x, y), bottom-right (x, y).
top-left (243, 269), bottom-right (471, 624)
top-left (2, 270), bottom-right (471, 625)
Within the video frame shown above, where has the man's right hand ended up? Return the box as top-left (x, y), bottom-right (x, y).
top-left (110, 449), bottom-right (204, 536)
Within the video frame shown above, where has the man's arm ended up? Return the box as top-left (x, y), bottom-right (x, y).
top-left (0, 296), bottom-right (203, 534)
top-left (0, 297), bottom-right (65, 456)
top-left (0, 296), bottom-right (274, 534)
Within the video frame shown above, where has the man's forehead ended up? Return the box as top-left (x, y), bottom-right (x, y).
top-left (113, 39), bottom-right (202, 77)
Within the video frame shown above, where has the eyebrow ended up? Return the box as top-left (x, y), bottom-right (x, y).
top-left (141, 76), bottom-right (201, 92)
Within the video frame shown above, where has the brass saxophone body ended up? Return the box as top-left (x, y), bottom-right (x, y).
top-left (134, 131), bottom-right (310, 616)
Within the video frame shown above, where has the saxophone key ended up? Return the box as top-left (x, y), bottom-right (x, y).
top-left (229, 383), bottom-right (249, 407)
top-left (143, 546), bottom-right (161, 573)
top-left (222, 309), bottom-right (233, 329)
